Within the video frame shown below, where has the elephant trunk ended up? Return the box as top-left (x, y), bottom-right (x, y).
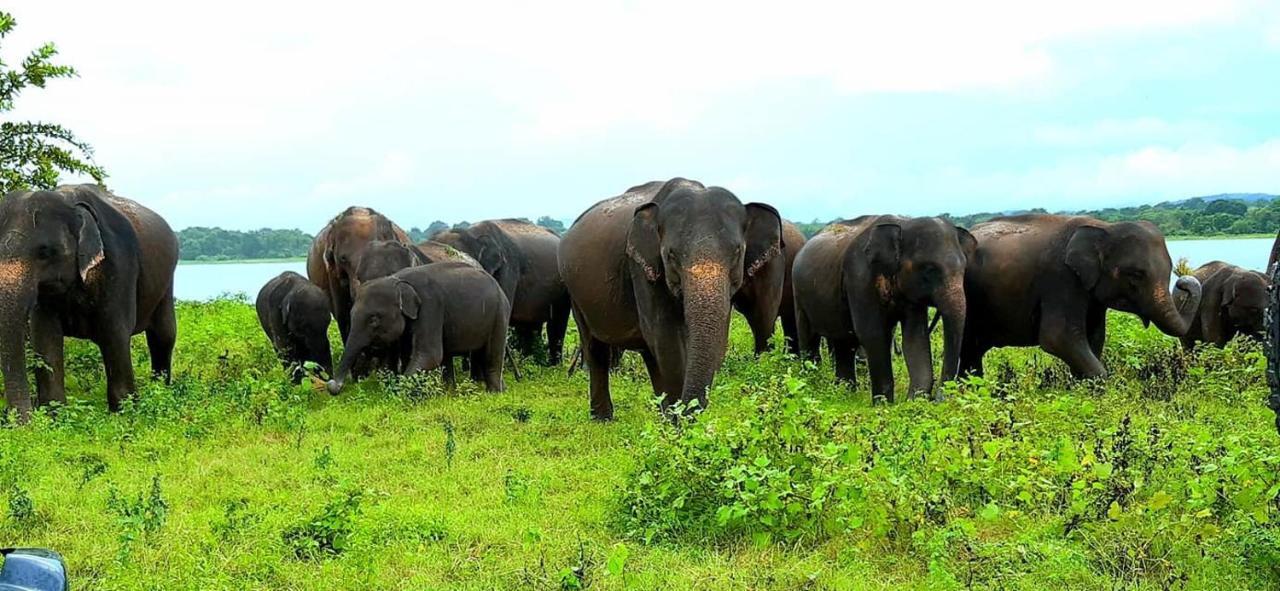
top-left (327, 331), bottom-right (369, 395)
top-left (936, 277), bottom-right (967, 387)
top-left (1147, 275), bottom-right (1203, 338)
top-left (678, 261), bottom-right (733, 413)
top-left (0, 260), bottom-right (36, 421)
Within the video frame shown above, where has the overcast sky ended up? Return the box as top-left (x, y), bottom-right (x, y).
top-left (7, 1), bottom-right (1280, 231)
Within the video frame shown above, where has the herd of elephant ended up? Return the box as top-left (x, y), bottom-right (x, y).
top-left (0, 181), bottom-right (1271, 424)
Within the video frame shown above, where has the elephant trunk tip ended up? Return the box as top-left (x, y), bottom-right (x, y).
top-left (326, 379), bottom-right (344, 396)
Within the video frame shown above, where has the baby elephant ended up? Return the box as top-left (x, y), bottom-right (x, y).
top-left (257, 272), bottom-right (334, 382)
top-left (326, 262), bottom-right (510, 394)
top-left (1180, 261), bottom-right (1270, 348)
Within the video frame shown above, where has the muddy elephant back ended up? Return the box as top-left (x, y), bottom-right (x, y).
top-left (418, 240), bottom-right (481, 268)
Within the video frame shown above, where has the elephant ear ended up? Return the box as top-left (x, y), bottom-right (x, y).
top-left (955, 226), bottom-right (978, 261)
top-left (1218, 268), bottom-right (1241, 308)
top-left (396, 281), bottom-right (420, 320)
top-left (626, 202), bottom-right (663, 283)
top-left (1064, 225), bottom-right (1107, 290)
top-left (743, 203), bottom-right (782, 277)
top-left (75, 203), bottom-right (105, 282)
top-left (475, 233), bottom-right (506, 275)
top-left (866, 223), bottom-right (902, 277)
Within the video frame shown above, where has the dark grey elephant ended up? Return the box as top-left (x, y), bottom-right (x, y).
top-left (793, 215), bottom-right (974, 402)
top-left (326, 262), bottom-right (510, 394)
top-left (257, 271), bottom-right (333, 383)
top-left (433, 219), bottom-right (570, 365)
top-left (558, 178), bottom-right (783, 420)
top-left (961, 215), bottom-right (1203, 378)
top-left (1179, 261), bottom-right (1269, 348)
top-left (0, 185), bottom-right (178, 421)
top-left (306, 207), bottom-right (414, 340)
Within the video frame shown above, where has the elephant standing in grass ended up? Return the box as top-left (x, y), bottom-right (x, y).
top-left (792, 216), bottom-right (974, 402)
top-left (559, 178), bottom-right (783, 420)
top-left (326, 262), bottom-right (510, 394)
top-left (433, 219), bottom-right (570, 365)
top-left (0, 185), bottom-right (178, 421)
top-left (257, 271), bottom-right (333, 382)
top-left (733, 220), bottom-right (807, 355)
top-left (307, 207), bottom-right (414, 340)
top-left (1178, 261), bottom-right (1269, 349)
top-left (960, 215), bottom-right (1202, 379)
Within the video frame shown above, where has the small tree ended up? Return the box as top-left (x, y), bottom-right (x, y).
top-left (0, 11), bottom-right (105, 193)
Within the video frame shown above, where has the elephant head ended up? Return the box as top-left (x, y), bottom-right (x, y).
top-left (1213, 267), bottom-right (1268, 339)
top-left (1065, 221), bottom-right (1202, 336)
top-left (322, 207), bottom-right (404, 298)
top-left (353, 240), bottom-right (425, 289)
top-left (627, 180), bottom-right (782, 411)
top-left (327, 277), bottom-right (418, 394)
top-left (432, 223), bottom-right (518, 292)
top-left (865, 217), bottom-right (976, 387)
top-left (0, 188), bottom-right (109, 417)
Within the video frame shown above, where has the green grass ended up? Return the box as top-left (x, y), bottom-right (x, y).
top-left (0, 299), bottom-right (1277, 590)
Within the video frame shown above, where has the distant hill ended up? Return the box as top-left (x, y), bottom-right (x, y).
top-left (1187, 193), bottom-right (1278, 203)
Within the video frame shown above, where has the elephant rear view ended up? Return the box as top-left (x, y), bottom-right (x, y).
top-left (792, 215), bottom-right (974, 402)
top-left (0, 185), bottom-right (178, 421)
top-left (257, 271), bottom-right (333, 382)
top-left (961, 215), bottom-right (1202, 378)
top-left (559, 178), bottom-right (783, 420)
top-left (433, 219), bottom-right (570, 365)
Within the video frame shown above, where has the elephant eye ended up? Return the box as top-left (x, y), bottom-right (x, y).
top-left (34, 245), bottom-right (56, 260)
top-left (1124, 268), bottom-right (1145, 279)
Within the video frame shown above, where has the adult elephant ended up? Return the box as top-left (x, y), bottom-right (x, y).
top-left (559, 178), bottom-right (782, 420)
top-left (306, 206), bottom-right (413, 340)
top-left (733, 220), bottom-right (807, 355)
top-left (961, 215), bottom-right (1202, 378)
top-left (793, 216), bottom-right (973, 402)
top-left (1179, 261), bottom-right (1269, 348)
top-left (433, 219), bottom-right (570, 365)
top-left (0, 185), bottom-right (178, 421)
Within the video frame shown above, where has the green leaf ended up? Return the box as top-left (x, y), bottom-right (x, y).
top-left (1148, 490), bottom-right (1173, 511)
top-left (1107, 501), bottom-right (1123, 520)
top-left (605, 543), bottom-right (629, 577)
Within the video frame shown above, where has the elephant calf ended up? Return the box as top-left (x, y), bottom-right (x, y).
top-left (1179, 261), bottom-right (1269, 349)
top-left (793, 215), bottom-right (974, 402)
top-left (326, 262), bottom-right (510, 394)
top-left (256, 272), bottom-right (333, 382)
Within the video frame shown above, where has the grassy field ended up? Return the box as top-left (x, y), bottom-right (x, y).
top-left (0, 299), bottom-right (1278, 590)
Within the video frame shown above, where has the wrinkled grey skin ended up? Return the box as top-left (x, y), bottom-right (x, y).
top-left (257, 271), bottom-right (333, 383)
top-left (306, 207), bottom-right (414, 340)
top-left (0, 185), bottom-right (178, 421)
top-left (1179, 261), bottom-right (1269, 349)
top-left (327, 262), bottom-right (510, 394)
top-left (559, 178), bottom-right (783, 420)
top-left (793, 215), bottom-right (974, 402)
top-left (961, 215), bottom-right (1203, 379)
top-left (433, 219), bottom-right (570, 365)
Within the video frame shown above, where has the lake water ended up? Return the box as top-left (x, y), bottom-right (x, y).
top-left (173, 238), bottom-right (1277, 301)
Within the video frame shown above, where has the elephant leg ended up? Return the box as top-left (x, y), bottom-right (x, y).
top-left (638, 348), bottom-right (665, 398)
top-left (795, 307), bottom-right (822, 364)
top-left (514, 324), bottom-right (539, 357)
top-left (829, 338), bottom-right (858, 386)
top-left (780, 305), bottom-right (800, 357)
top-left (959, 343), bottom-right (987, 378)
top-left (584, 336), bottom-right (614, 420)
top-left (99, 331), bottom-right (137, 412)
top-left (1040, 314), bottom-right (1106, 380)
top-left (145, 290), bottom-right (177, 383)
top-left (469, 350), bottom-right (485, 382)
top-left (856, 314), bottom-right (896, 404)
top-left (30, 305), bottom-right (66, 408)
top-left (546, 297), bottom-right (571, 366)
top-left (441, 357), bottom-right (457, 389)
top-left (733, 295), bottom-right (775, 355)
top-left (1086, 304), bottom-right (1107, 360)
top-left (484, 329), bottom-right (507, 393)
top-left (901, 307), bottom-right (934, 399)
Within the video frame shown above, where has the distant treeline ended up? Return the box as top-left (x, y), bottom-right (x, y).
top-left (793, 194), bottom-right (1280, 238)
top-left (180, 198), bottom-right (1280, 260)
top-left (178, 216), bottom-right (569, 261)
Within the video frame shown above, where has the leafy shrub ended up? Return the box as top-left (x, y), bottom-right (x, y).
top-left (107, 475), bottom-right (168, 562)
top-left (282, 489), bottom-right (365, 561)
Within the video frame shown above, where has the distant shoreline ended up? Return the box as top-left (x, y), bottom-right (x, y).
top-left (178, 257), bottom-right (306, 266)
top-left (1166, 234), bottom-right (1274, 242)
